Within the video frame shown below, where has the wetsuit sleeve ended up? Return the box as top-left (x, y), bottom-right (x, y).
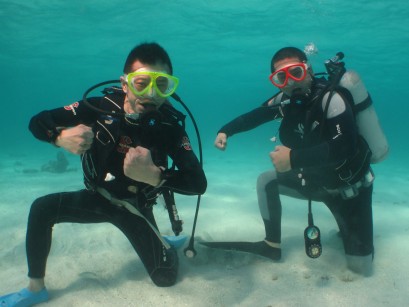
top-left (28, 98), bottom-right (100, 143)
top-left (161, 127), bottom-right (207, 196)
top-left (218, 105), bottom-right (281, 137)
top-left (290, 92), bottom-right (357, 169)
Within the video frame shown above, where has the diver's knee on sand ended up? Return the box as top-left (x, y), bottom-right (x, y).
top-left (149, 248), bottom-right (179, 287)
top-left (346, 254), bottom-right (373, 277)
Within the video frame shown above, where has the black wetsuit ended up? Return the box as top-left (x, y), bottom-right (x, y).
top-left (219, 83), bottom-right (373, 257)
top-left (28, 91), bottom-right (207, 287)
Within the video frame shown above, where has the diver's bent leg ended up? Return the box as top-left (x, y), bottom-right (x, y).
top-left (257, 171), bottom-right (281, 244)
top-left (113, 208), bottom-right (179, 287)
top-left (149, 247), bottom-right (179, 287)
top-left (325, 185), bottom-right (374, 276)
top-left (26, 195), bottom-right (58, 279)
top-left (345, 186), bottom-right (374, 277)
top-left (26, 190), bottom-right (113, 279)
top-left (257, 170), bottom-right (308, 243)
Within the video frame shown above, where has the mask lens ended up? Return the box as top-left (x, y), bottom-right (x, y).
top-left (272, 71), bottom-right (287, 86)
top-left (130, 74), bottom-right (152, 95)
top-left (155, 75), bottom-right (176, 96)
top-left (288, 66), bottom-right (305, 79)
top-left (127, 72), bottom-right (179, 98)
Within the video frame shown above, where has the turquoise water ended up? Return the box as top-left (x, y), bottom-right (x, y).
top-left (1, 0), bottom-right (408, 160)
top-left (1, 1), bottom-right (409, 305)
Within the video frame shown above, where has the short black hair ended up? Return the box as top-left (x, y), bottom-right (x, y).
top-left (271, 47), bottom-right (307, 72)
top-left (123, 42), bottom-right (173, 74)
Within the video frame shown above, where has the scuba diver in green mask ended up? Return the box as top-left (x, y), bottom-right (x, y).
top-left (0, 42), bottom-right (207, 307)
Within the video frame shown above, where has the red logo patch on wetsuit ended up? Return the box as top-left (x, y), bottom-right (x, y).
top-left (64, 102), bottom-right (79, 115)
top-left (117, 136), bottom-right (132, 153)
top-left (180, 136), bottom-right (192, 151)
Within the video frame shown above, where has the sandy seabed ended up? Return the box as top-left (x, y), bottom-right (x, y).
top-left (0, 148), bottom-right (408, 307)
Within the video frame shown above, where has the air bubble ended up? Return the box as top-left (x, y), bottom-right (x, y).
top-left (304, 42), bottom-right (318, 56)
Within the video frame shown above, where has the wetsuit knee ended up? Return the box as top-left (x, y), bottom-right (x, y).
top-left (149, 247), bottom-right (179, 287)
top-left (257, 171), bottom-right (279, 219)
top-left (257, 171), bottom-right (277, 192)
top-left (28, 195), bottom-right (57, 225)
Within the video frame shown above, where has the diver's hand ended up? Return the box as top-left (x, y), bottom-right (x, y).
top-left (123, 146), bottom-right (162, 186)
top-left (55, 124), bottom-right (94, 155)
top-left (270, 145), bottom-right (292, 172)
top-left (214, 132), bottom-right (228, 151)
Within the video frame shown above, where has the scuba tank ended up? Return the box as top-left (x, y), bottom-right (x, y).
top-left (322, 51), bottom-right (389, 164)
top-left (339, 70), bottom-right (389, 163)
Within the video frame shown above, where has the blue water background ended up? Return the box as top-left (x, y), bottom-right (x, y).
top-left (1, 0), bottom-right (408, 164)
top-left (1, 1), bottom-right (409, 305)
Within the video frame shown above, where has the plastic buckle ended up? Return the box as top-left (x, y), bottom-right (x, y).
top-left (363, 169), bottom-right (375, 187)
top-left (339, 184), bottom-right (359, 200)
